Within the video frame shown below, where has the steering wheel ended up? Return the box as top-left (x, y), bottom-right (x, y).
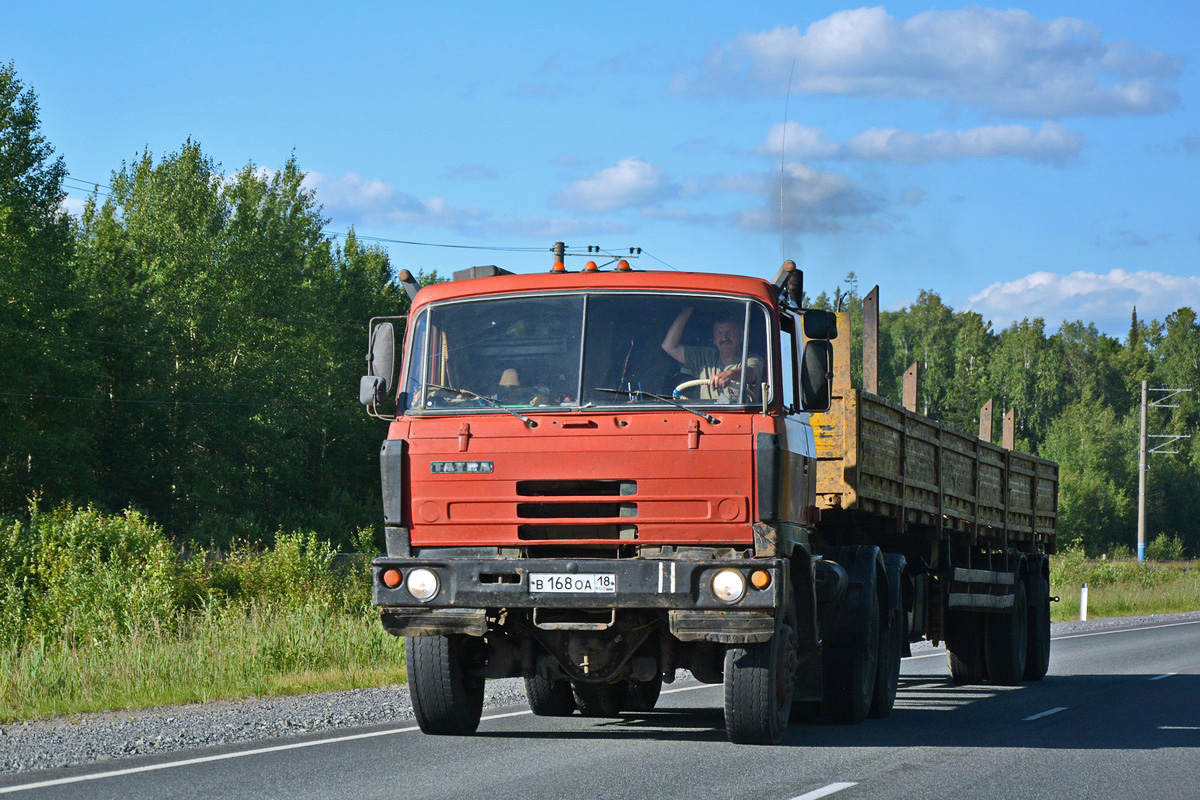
top-left (672, 378), bottom-right (709, 399)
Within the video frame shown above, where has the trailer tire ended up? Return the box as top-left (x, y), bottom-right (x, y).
top-left (524, 676), bottom-right (576, 717)
top-left (1023, 567), bottom-right (1051, 681)
top-left (572, 681), bottom-right (628, 718)
top-left (869, 598), bottom-right (903, 718)
top-left (624, 674), bottom-right (664, 712)
top-left (824, 574), bottom-right (879, 725)
top-left (985, 574), bottom-right (1029, 686)
top-left (407, 634), bottom-right (485, 735)
top-left (945, 612), bottom-right (986, 685)
top-left (723, 588), bottom-right (798, 744)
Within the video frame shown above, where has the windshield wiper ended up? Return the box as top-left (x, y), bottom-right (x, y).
top-left (427, 383), bottom-right (537, 427)
top-left (592, 387), bottom-right (719, 424)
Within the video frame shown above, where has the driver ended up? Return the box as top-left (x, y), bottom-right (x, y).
top-left (661, 307), bottom-right (762, 401)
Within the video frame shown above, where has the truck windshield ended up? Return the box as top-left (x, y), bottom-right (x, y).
top-left (403, 293), bottom-right (771, 413)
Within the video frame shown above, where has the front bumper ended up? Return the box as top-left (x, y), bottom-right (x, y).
top-left (371, 556), bottom-right (784, 612)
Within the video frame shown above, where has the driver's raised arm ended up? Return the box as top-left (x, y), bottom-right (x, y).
top-left (661, 307), bottom-right (694, 365)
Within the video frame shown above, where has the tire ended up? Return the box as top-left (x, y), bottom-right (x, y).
top-left (723, 588), bottom-right (799, 744)
top-left (944, 611), bottom-right (986, 685)
top-left (525, 675), bottom-right (576, 717)
top-left (823, 575), bottom-right (879, 725)
top-left (869, 597), bottom-right (903, 719)
top-left (1024, 566), bottom-right (1051, 681)
top-left (406, 635), bottom-right (485, 735)
top-left (985, 574), bottom-right (1029, 686)
top-left (572, 681), bottom-right (628, 718)
top-left (624, 673), bottom-right (664, 712)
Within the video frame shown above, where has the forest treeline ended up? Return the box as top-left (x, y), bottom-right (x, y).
top-left (2, 63), bottom-right (1196, 555)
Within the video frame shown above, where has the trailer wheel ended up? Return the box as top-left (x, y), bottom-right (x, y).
top-left (407, 634), bottom-right (485, 735)
top-left (723, 588), bottom-right (798, 744)
top-left (524, 676), bottom-right (576, 716)
top-left (945, 612), bottom-right (986, 685)
top-left (1024, 566), bottom-right (1051, 681)
top-left (985, 574), bottom-right (1029, 685)
top-left (823, 575), bottom-right (879, 725)
top-left (624, 673), bottom-right (664, 712)
top-left (869, 596), bottom-right (903, 718)
top-left (572, 681), bottom-right (628, 718)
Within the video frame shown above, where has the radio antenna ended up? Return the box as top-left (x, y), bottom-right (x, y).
top-left (780, 60), bottom-right (796, 260)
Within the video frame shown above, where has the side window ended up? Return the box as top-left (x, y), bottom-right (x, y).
top-left (401, 312), bottom-right (428, 411)
top-left (780, 313), bottom-right (798, 413)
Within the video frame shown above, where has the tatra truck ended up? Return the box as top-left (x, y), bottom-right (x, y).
top-left (359, 252), bottom-right (1058, 744)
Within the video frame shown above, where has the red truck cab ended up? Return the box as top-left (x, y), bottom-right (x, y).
top-left (362, 260), bottom-right (845, 744)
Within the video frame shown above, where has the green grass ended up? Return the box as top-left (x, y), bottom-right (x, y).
top-left (1050, 548), bottom-right (1200, 622)
top-left (0, 604), bottom-right (406, 722)
top-left (0, 503), bottom-right (405, 723)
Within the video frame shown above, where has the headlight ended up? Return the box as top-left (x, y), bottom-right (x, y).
top-left (407, 568), bottom-right (440, 601)
top-left (711, 569), bottom-right (746, 604)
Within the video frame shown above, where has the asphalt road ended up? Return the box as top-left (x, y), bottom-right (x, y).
top-left (4, 617), bottom-right (1198, 800)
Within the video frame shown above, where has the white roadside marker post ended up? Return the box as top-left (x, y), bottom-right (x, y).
top-left (1081, 582), bottom-right (1089, 622)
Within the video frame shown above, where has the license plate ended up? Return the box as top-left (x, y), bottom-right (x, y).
top-left (528, 573), bottom-right (617, 594)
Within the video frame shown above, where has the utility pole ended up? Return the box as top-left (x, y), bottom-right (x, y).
top-left (1137, 381), bottom-right (1193, 564)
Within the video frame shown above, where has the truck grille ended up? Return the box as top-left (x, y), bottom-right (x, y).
top-left (516, 479), bottom-right (637, 497)
top-left (518, 524), bottom-right (638, 540)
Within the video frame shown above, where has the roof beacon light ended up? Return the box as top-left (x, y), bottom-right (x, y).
top-left (551, 261), bottom-right (567, 273)
top-left (583, 261), bottom-right (599, 272)
top-left (616, 260), bottom-right (632, 272)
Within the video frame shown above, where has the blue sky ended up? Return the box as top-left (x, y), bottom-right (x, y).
top-left (6, 1), bottom-right (1198, 336)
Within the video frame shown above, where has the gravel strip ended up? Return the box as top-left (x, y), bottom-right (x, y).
top-left (4, 611), bottom-right (1199, 775)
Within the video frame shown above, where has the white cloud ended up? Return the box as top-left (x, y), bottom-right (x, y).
top-left (967, 269), bottom-right (1200, 333)
top-left (757, 123), bottom-right (841, 160)
top-left (553, 157), bottom-right (679, 213)
top-left (675, 6), bottom-right (1179, 118)
top-left (302, 171), bottom-right (484, 228)
top-left (59, 195), bottom-right (87, 217)
top-left (759, 121), bottom-right (1082, 164)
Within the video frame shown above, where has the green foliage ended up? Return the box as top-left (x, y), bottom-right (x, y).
top-left (0, 504), bottom-right (398, 721)
top-left (1146, 533), bottom-right (1187, 562)
top-left (0, 503), bottom-right (178, 648)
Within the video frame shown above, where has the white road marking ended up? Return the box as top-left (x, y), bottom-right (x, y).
top-left (5, 617), bottom-right (1196, 794)
top-left (789, 782), bottom-right (858, 800)
top-left (1150, 673), bottom-right (1176, 680)
top-left (1160, 726), bottom-right (1200, 730)
top-left (0, 724), bottom-right (424, 795)
top-left (1024, 706), bottom-right (1068, 721)
top-left (1051, 619), bottom-right (1200, 641)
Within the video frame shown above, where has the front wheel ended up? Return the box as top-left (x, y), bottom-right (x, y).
top-left (407, 635), bottom-right (484, 735)
top-left (723, 589), bottom-right (799, 744)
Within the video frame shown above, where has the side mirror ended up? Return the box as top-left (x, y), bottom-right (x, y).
top-left (800, 340), bottom-right (833, 412)
top-left (802, 310), bottom-right (837, 341)
top-left (360, 322), bottom-right (396, 407)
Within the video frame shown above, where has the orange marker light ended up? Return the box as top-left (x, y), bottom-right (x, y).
top-left (382, 569), bottom-right (403, 588)
top-left (583, 260), bottom-right (599, 272)
top-left (750, 570), bottom-right (771, 590)
top-left (551, 261), bottom-right (567, 272)
top-left (616, 260), bottom-right (631, 271)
